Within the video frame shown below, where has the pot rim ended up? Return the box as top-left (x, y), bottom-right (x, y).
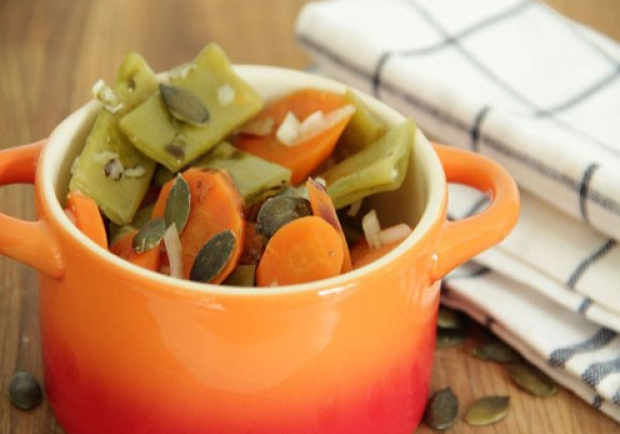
top-left (40, 65), bottom-right (446, 296)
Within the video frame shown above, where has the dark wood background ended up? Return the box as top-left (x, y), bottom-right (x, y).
top-left (1, 0), bottom-right (619, 432)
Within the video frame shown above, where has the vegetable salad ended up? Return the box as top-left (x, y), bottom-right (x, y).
top-left (66, 43), bottom-right (416, 287)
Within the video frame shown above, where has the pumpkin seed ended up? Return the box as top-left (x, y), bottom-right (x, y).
top-left (464, 396), bottom-right (510, 426)
top-left (223, 264), bottom-right (256, 287)
top-left (473, 341), bottom-right (521, 364)
top-left (164, 175), bottom-right (191, 233)
top-left (437, 306), bottom-right (462, 329)
top-left (164, 134), bottom-right (188, 163)
top-left (9, 370), bottom-right (43, 411)
top-left (508, 362), bottom-right (558, 397)
top-left (436, 326), bottom-right (467, 348)
top-left (159, 83), bottom-right (210, 127)
top-left (132, 217), bottom-right (166, 253)
top-left (256, 195), bottom-right (312, 238)
top-left (190, 230), bottom-right (236, 283)
top-left (424, 387), bottom-right (459, 430)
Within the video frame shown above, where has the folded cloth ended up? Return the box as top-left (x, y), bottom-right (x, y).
top-left (296, 0), bottom-right (620, 422)
top-left (296, 0), bottom-right (620, 241)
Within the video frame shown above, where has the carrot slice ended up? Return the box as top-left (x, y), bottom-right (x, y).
top-left (349, 239), bottom-right (399, 270)
top-left (152, 168), bottom-right (245, 282)
top-left (65, 190), bottom-right (108, 248)
top-left (256, 216), bottom-right (344, 286)
top-left (306, 179), bottom-right (352, 272)
top-left (233, 89), bottom-right (353, 185)
top-left (110, 229), bottom-right (161, 271)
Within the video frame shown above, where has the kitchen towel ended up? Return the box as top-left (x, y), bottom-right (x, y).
top-left (296, 0), bottom-right (620, 422)
top-left (296, 0), bottom-right (620, 241)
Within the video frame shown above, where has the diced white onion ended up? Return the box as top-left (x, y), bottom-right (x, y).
top-left (217, 84), bottom-right (236, 106)
top-left (299, 110), bottom-right (324, 137)
top-left (91, 79), bottom-right (124, 113)
top-left (124, 165), bottom-right (146, 178)
top-left (297, 104), bottom-right (356, 144)
top-left (238, 117), bottom-right (275, 136)
top-left (164, 223), bottom-right (183, 279)
top-left (347, 199), bottom-right (362, 217)
top-left (378, 223), bottom-right (412, 246)
top-left (276, 111), bottom-right (301, 146)
top-left (94, 150), bottom-right (119, 162)
top-left (362, 209), bottom-right (381, 249)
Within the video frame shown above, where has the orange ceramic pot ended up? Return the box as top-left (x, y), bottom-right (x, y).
top-left (0, 67), bottom-right (519, 434)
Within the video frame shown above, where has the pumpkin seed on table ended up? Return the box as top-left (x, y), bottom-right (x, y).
top-left (256, 195), bottom-right (312, 239)
top-left (190, 230), bottom-right (236, 283)
top-left (473, 341), bottom-right (521, 364)
top-left (159, 83), bottom-right (210, 127)
top-left (508, 362), bottom-right (558, 397)
top-left (424, 387), bottom-right (459, 430)
top-left (164, 174), bottom-right (191, 233)
top-left (435, 326), bottom-right (468, 348)
top-left (9, 370), bottom-right (43, 411)
top-left (132, 217), bottom-right (166, 253)
top-left (437, 306), bottom-right (462, 329)
top-left (464, 396), bottom-right (510, 426)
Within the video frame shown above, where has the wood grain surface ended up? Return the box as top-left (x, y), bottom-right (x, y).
top-left (1, 0), bottom-right (619, 433)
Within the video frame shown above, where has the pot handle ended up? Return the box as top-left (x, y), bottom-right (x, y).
top-left (430, 143), bottom-right (519, 281)
top-left (0, 140), bottom-right (64, 279)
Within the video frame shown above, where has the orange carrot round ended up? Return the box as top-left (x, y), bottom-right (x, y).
top-left (233, 89), bottom-right (353, 185)
top-left (65, 190), bottom-right (108, 249)
top-left (152, 168), bottom-right (245, 283)
top-left (110, 229), bottom-right (161, 271)
top-left (256, 216), bottom-right (344, 286)
top-left (306, 179), bottom-right (352, 272)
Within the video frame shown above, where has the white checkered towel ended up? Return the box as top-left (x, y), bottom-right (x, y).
top-left (296, 0), bottom-right (620, 422)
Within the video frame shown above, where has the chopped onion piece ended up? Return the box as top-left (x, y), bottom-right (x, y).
top-left (91, 79), bottom-right (124, 113)
top-left (217, 84), bottom-right (236, 106)
top-left (164, 223), bottom-right (183, 279)
top-left (94, 150), bottom-right (119, 162)
top-left (362, 209), bottom-right (381, 249)
top-left (347, 199), bottom-right (363, 217)
top-left (297, 104), bottom-right (356, 144)
top-left (276, 111), bottom-right (301, 146)
top-left (379, 223), bottom-right (412, 246)
top-left (238, 117), bottom-right (275, 136)
top-left (299, 110), bottom-right (324, 136)
top-left (124, 165), bottom-right (146, 178)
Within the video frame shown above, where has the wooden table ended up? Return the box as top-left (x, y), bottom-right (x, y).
top-left (0, 0), bottom-right (618, 433)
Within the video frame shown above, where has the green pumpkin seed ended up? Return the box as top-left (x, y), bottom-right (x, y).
top-left (132, 217), bottom-right (166, 253)
top-left (464, 396), bottom-right (510, 426)
top-left (223, 264), bottom-right (256, 287)
top-left (508, 362), bottom-right (557, 397)
top-left (424, 387), bottom-right (459, 430)
top-left (473, 341), bottom-right (521, 364)
top-left (190, 230), bottom-right (236, 283)
top-left (437, 306), bottom-right (462, 329)
top-left (9, 370), bottom-right (43, 411)
top-left (256, 195), bottom-right (312, 238)
top-left (164, 175), bottom-right (191, 234)
top-left (159, 83), bottom-right (210, 127)
top-left (436, 327), bottom-right (467, 348)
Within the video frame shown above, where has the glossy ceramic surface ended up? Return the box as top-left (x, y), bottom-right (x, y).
top-left (0, 67), bottom-right (519, 434)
